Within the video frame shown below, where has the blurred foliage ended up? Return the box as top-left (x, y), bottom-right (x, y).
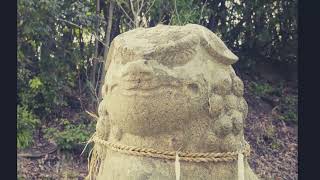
top-left (249, 82), bottom-right (275, 97)
top-left (277, 95), bottom-right (298, 124)
top-left (44, 118), bottom-right (95, 150)
top-left (17, 0), bottom-right (297, 149)
top-left (17, 105), bottom-right (40, 149)
top-left (17, 0), bottom-right (99, 149)
top-left (150, 0), bottom-right (297, 69)
top-left (248, 80), bottom-right (298, 124)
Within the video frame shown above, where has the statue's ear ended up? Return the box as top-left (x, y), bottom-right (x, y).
top-left (185, 24), bottom-right (239, 65)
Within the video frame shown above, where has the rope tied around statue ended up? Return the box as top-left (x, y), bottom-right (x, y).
top-left (89, 134), bottom-right (251, 163)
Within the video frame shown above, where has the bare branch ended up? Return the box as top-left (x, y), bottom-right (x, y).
top-left (137, 0), bottom-right (145, 14)
top-left (115, 0), bottom-right (134, 27)
top-left (145, 0), bottom-right (156, 15)
top-left (91, 0), bottom-right (101, 88)
top-left (129, 0), bottom-right (136, 16)
top-left (129, 0), bottom-right (140, 28)
top-left (95, 58), bottom-right (103, 91)
top-left (199, 0), bottom-right (208, 24)
top-left (56, 18), bottom-right (107, 46)
top-left (84, 67), bottom-right (99, 108)
top-left (85, 110), bottom-right (99, 120)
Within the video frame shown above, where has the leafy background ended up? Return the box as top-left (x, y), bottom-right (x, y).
top-left (17, 0), bottom-right (297, 179)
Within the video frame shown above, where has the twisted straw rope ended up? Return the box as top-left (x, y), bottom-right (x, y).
top-left (92, 135), bottom-right (251, 163)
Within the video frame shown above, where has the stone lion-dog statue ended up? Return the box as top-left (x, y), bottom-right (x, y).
top-left (87, 24), bottom-right (259, 180)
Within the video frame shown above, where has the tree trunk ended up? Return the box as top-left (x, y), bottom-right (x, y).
top-left (98, 0), bottom-right (115, 101)
top-left (207, 0), bottom-right (220, 32)
top-left (111, 6), bottom-right (121, 42)
top-left (91, 0), bottom-right (101, 88)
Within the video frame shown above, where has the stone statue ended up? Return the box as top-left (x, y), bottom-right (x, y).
top-left (88, 24), bottom-right (259, 180)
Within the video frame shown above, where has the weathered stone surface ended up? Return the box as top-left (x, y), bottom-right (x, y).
top-left (94, 24), bottom-right (258, 180)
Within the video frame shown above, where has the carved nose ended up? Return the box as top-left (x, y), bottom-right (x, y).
top-left (120, 60), bottom-right (153, 81)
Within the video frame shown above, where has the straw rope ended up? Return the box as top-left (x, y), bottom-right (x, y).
top-left (91, 135), bottom-right (250, 163)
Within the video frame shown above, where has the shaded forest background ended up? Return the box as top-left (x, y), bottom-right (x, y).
top-left (17, 0), bottom-right (297, 170)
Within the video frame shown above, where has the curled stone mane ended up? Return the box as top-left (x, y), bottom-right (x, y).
top-left (87, 24), bottom-right (259, 180)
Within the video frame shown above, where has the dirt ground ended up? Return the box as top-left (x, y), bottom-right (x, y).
top-left (244, 91), bottom-right (298, 180)
top-left (17, 149), bottom-right (88, 179)
top-left (17, 74), bottom-right (298, 180)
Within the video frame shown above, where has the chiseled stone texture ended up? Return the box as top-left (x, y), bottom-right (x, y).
top-left (95, 24), bottom-right (258, 180)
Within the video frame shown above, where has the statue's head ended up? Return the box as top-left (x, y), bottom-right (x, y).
top-left (98, 24), bottom-right (247, 140)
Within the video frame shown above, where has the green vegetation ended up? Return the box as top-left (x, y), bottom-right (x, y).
top-left (249, 82), bottom-right (275, 97)
top-left (18, 0), bottom-right (97, 149)
top-left (248, 81), bottom-right (298, 124)
top-left (278, 95), bottom-right (298, 124)
top-left (17, 0), bottom-right (297, 150)
top-left (265, 125), bottom-right (282, 150)
top-left (17, 105), bottom-right (40, 149)
top-left (61, 169), bottom-right (79, 179)
top-left (44, 119), bottom-right (95, 151)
